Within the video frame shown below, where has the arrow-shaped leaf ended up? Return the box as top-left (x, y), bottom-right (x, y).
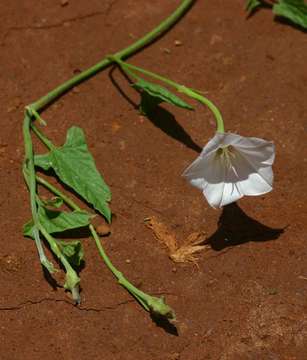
top-left (34, 127), bottom-right (112, 222)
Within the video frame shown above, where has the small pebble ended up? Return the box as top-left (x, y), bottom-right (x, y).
top-left (96, 224), bottom-right (111, 236)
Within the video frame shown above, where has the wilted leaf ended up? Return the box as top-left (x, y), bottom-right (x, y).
top-left (23, 206), bottom-right (92, 238)
top-left (273, 0), bottom-right (307, 29)
top-left (58, 240), bottom-right (84, 267)
top-left (34, 127), bottom-right (112, 222)
top-left (133, 78), bottom-right (193, 111)
top-left (144, 216), bottom-right (208, 264)
top-left (41, 196), bottom-right (63, 209)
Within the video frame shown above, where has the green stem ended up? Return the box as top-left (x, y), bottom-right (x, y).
top-left (23, 114), bottom-right (53, 270)
top-left (31, 124), bottom-right (55, 151)
top-left (36, 175), bottom-right (78, 210)
top-left (182, 87), bottom-right (225, 133)
top-left (39, 224), bottom-right (81, 304)
top-left (35, 173), bottom-right (174, 316)
top-left (30, 0), bottom-right (194, 112)
top-left (113, 58), bottom-right (225, 133)
top-left (112, 56), bottom-right (180, 89)
top-left (36, 172), bottom-right (150, 307)
top-left (89, 224), bottom-right (151, 309)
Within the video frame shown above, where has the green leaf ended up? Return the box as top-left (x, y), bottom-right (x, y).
top-left (23, 206), bottom-right (92, 238)
top-left (34, 153), bottom-right (52, 170)
top-left (23, 221), bottom-right (35, 239)
top-left (58, 240), bottom-right (84, 267)
top-left (132, 78), bottom-right (193, 111)
top-left (34, 127), bottom-right (112, 222)
top-left (273, 0), bottom-right (307, 29)
top-left (246, 0), bottom-right (261, 13)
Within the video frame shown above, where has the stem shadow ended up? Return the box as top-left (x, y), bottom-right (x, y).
top-left (150, 313), bottom-right (179, 336)
top-left (206, 203), bottom-right (285, 251)
top-left (42, 266), bottom-right (60, 290)
top-left (109, 66), bottom-right (138, 109)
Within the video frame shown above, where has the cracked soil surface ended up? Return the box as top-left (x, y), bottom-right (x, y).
top-left (0, 0), bottom-right (307, 359)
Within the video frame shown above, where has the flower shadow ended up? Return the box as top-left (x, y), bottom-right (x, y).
top-left (206, 203), bottom-right (285, 251)
top-left (108, 66), bottom-right (202, 153)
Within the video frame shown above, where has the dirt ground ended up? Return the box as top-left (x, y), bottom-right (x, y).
top-left (1, 0), bottom-right (307, 359)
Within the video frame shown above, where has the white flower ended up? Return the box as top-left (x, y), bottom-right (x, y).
top-left (183, 132), bottom-right (275, 208)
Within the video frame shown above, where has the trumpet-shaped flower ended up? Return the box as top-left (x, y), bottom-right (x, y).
top-left (183, 132), bottom-right (275, 208)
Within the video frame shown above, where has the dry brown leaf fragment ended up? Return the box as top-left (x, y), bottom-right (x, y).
top-left (171, 230), bottom-right (208, 264)
top-left (144, 216), bottom-right (177, 253)
top-left (144, 217), bottom-right (208, 264)
top-left (185, 231), bottom-right (207, 245)
top-left (170, 244), bottom-right (208, 264)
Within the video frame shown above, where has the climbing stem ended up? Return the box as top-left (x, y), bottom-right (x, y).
top-left (23, 113), bottom-right (53, 270)
top-left (182, 87), bottom-right (225, 133)
top-left (30, 0), bottom-right (194, 112)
